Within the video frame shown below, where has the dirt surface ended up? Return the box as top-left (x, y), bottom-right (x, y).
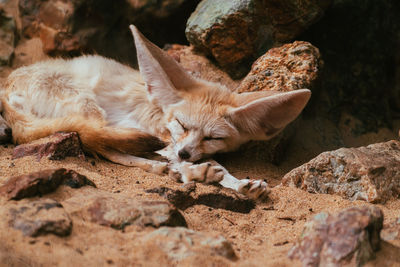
top-left (1, 118), bottom-right (400, 266)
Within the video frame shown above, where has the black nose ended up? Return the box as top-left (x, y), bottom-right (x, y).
top-left (178, 149), bottom-right (191, 160)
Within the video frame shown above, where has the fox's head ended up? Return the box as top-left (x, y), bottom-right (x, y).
top-left (130, 25), bottom-right (311, 162)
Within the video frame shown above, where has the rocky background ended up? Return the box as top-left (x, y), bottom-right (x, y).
top-left (0, 0), bottom-right (400, 266)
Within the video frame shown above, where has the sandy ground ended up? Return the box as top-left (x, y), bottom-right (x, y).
top-left (1, 117), bottom-right (400, 266)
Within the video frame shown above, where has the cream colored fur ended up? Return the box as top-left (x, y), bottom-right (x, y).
top-left (0, 25), bottom-right (311, 200)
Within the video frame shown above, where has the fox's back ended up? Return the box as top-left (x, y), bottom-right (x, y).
top-left (2, 55), bottom-right (152, 126)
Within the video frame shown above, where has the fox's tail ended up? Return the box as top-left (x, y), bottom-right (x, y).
top-left (2, 103), bottom-right (166, 156)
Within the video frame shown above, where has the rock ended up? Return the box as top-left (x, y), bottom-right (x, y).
top-left (8, 198), bottom-right (72, 237)
top-left (237, 41), bottom-right (322, 93)
top-left (165, 44), bottom-right (239, 90)
top-left (381, 218), bottom-right (400, 242)
top-left (0, 9), bottom-right (16, 65)
top-left (62, 190), bottom-right (187, 229)
top-left (288, 205), bottom-right (383, 266)
top-left (0, 168), bottom-right (95, 200)
top-left (141, 227), bottom-right (237, 261)
top-left (186, 0), bottom-right (330, 78)
top-left (282, 140), bottom-right (400, 203)
top-left (13, 132), bottom-right (85, 161)
top-left (146, 185), bottom-right (255, 213)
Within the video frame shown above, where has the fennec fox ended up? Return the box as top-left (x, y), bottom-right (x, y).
top-left (0, 25), bottom-right (310, 200)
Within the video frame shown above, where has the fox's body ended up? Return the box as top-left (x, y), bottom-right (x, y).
top-left (4, 56), bottom-right (167, 142)
top-left (0, 26), bottom-right (311, 200)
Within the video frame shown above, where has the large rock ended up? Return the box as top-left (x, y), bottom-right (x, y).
top-left (13, 132), bottom-right (85, 161)
top-left (282, 140), bottom-right (400, 203)
top-left (289, 206), bottom-right (383, 266)
top-left (0, 168), bottom-right (95, 200)
top-left (62, 189), bottom-right (187, 230)
top-left (141, 227), bottom-right (236, 261)
top-left (146, 185), bottom-right (255, 213)
top-left (186, 0), bottom-right (330, 77)
top-left (8, 198), bottom-right (72, 237)
top-left (237, 41), bottom-right (322, 93)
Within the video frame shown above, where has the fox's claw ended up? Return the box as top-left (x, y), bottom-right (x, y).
top-left (238, 179), bottom-right (270, 200)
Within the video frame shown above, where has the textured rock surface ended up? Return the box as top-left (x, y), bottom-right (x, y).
top-left (282, 140), bottom-right (400, 203)
top-left (8, 198), bottom-right (72, 237)
top-left (0, 168), bottom-right (95, 200)
top-left (237, 41), bottom-right (322, 93)
top-left (0, 9), bottom-right (15, 65)
top-left (63, 189), bottom-right (187, 229)
top-left (186, 0), bottom-right (330, 77)
top-left (289, 206), bottom-right (383, 266)
top-left (13, 132), bottom-right (85, 161)
top-left (141, 227), bottom-right (237, 261)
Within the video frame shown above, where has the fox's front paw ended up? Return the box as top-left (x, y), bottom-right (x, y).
top-left (238, 179), bottom-right (270, 200)
top-left (149, 161), bottom-right (169, 175)
top-left (171, 162), bottom-right (224, 184)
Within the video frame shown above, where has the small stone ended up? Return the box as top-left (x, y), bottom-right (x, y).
top-left (237, 41), bottom-right (322, 93)
top-left (381, 219), bottom-right (400, 242)
top-left (0, 168), bottom-right (95, 200)
top-left (288, 206), bottom-right (383, 266)
top-left (8, 198), bottom-right (72, 237)
top-left (13, 132), bottom-right (85, 161)
top-left (62, 190), bottom-right (187, 230)
top-left (282, 140), bottom-right (400, 203)
top-left (141, 227), bottom-right (237, 261)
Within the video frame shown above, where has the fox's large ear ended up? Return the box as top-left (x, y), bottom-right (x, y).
top-left (227, 89), bottom-right (311, 138)
top-left (129, 25), bottom-right (198, 108)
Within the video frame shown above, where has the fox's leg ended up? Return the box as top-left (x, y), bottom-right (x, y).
top-left (101, 150), bottom-right (169, 175)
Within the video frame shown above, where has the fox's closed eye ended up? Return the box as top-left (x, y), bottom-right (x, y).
top-left (203, 136), bottom-right (225, 141)
top-left (176, 119), bottom-right (187, 130)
